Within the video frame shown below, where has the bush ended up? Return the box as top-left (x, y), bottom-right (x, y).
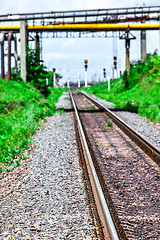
top-left (26, 45), bottom-right (50, 96)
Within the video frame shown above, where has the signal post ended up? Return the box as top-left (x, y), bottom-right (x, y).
top-left (113, 56), bottom-right (117, 79)
top-left (84, 59), bottom-right (88, 87)
top-left (53, 68), bottom-right (56, 87)
top-left (103, 68), bottom-right (106, 82)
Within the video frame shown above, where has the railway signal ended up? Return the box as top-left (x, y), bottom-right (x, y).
top-left (103, 68), bottom-right (106, 81)
top-left (84, 59), bottom-right (88, 87)
top-left (113, 56), bottom-right (117, 70)
top-left (53, 68), bottom-right (56, 87)
top-left (112, 56), bottom-right (118, 79)
top-left (84, 59), bottom-right (88, 70)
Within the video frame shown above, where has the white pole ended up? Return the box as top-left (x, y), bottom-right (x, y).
top-left (53, 72), bottom-right (56, 87)
top-left (114, 68), bottom-right (117, 79)
top-left (85, 71), bottom-right (88, 87)
top-left (67, 72), bottom-right (70, 88)
top-left (107, 76), bottom-right (110, 91)
top-left (112, 66), bottom-right (114, 80)
top-left (78, 72), bottom-right (80, 88)
top-left (46, 78), bottom-right (48, 86)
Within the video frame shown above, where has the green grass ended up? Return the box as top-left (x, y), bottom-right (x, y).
top-left (82, 52), bottom-right (160, 123)
top-left (0, 78), bottom-right (66, 169)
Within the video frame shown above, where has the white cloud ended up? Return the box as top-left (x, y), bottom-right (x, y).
top-left (44, 52), bottom-right (69, 60)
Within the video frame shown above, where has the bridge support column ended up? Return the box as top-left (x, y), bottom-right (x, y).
top-left (14, 35), bottom-right (18, 76)
top-left (35, 32), bottom-right (40, 48)
top-left (1, 41), bottom-right (5, 79)
top-left (20, 20), bottom-right (27, 82)
top-left (125, 39), bottom-right (130, 73)
top-left (141, 30), bottom-right (146, 62)
top-left (35, 32), bottom-right (40, 60)
top-left (120, 31), bottom-right (136, 74)
top-left (7, 33), bottom-right (12, 80)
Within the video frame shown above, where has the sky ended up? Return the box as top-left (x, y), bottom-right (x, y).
top-left (1, 0), bottom-right (160, 84)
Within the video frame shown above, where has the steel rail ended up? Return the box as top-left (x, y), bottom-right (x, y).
top-left (80, 90), bottom-right (160, 166)
top-left (0, 23), bottom-right (160, 32)
top-left (70, 90), bottom-right (120, 240)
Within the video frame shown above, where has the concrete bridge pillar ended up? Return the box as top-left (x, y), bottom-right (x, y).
top-left (141, 30), bottom-right (146, 61)
top-left (20, 20), bottom-right (27, 82)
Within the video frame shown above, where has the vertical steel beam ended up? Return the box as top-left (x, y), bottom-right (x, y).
top-left (1, 42), bottom-right (5, 79)
top-left (35, 32), bottom-right (40, 61)
top-left (141, 30), bottom-right (146, 62)
top-left (35, 32), bottom-right (40, 48)
top-left (125, 39), bottom-right (130, 73)
top-left (20, 20), bottom-right (27, 82)
top-left (7, 32), bottom-right (12, 80)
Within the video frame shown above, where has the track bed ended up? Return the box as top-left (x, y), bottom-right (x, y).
top-left (73, 91), bottom-right (160, 239)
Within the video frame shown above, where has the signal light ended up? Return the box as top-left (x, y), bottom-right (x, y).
top-left (113, 56), bottom-right (117, 69)
top-left (84, 59), bottom-right (88, 71)
top-left (53, 68), bottom-right (56, 72)
top-left (103, 68), bottom-right (106, 78)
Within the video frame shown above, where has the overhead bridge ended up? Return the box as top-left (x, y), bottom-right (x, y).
top-left (0, 5), bottom-right (160, 82)
top-left (0, 23), bottom-right (160, 32)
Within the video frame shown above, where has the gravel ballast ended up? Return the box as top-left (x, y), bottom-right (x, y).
top-left (84, 92), bottom-right (160, 148)
top-left (0, 92), bottom-right (98, 239)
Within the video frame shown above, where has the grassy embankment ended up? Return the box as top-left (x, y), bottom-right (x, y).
top-left (82, 52), bottom-right (160, 123)
top-left (0, 78), bottom-right (66, 171)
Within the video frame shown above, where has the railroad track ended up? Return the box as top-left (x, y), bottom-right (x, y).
top-left (70, 89), bottom-right (160, 240)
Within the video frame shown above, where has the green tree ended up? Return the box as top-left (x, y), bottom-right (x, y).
top-left (26, 45), bottom-right (50, 96)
